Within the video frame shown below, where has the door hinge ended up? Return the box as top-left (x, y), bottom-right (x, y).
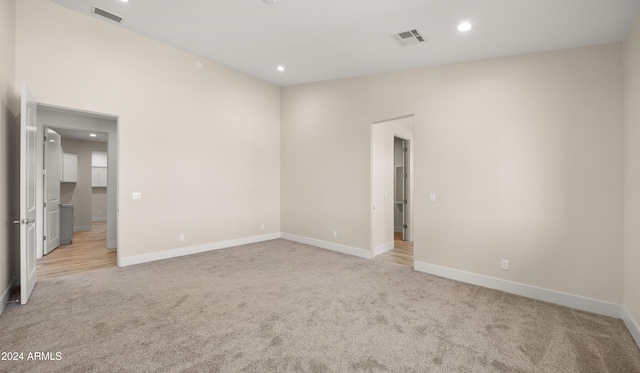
top-left (42, 169), bottom-right (47, 175)
top-left (43, 235), bottom-right (46, 241)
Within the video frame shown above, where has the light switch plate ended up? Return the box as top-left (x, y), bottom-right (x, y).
top-left (430, 193), bottom-right (436, 202)
top-left (132, 192), bottom-right (142, 200)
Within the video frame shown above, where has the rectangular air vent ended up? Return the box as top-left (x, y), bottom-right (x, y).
top-left (390, 29), bottom-right (426, 47)
top-left (92, 6), bottom-right (124, 24)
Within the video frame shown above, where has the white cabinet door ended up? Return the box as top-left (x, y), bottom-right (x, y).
top-left (92, 151), bottom-right (108, 167)
top-left (92, 167), bottom-right (108, 187)
top-left (99, 168), bottom-right (108, 187)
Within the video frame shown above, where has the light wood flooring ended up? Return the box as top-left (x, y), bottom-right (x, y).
top-left (376, 232), bottom-right (414, 267)
top-left (37, 222), bottom-right (117, 281)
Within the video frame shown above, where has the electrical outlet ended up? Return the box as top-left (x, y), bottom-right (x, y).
top-left (333, 231), bottom-right (337, 238)
top-left (132, 192), bottom-right (142, 200)
top-left (179, 234), bottom-right (185, 242)
top-left (501, 259), bottom-right (509, 270)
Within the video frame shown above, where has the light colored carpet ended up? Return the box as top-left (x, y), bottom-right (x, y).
top-left (1, 239), bottom-right (639, 372)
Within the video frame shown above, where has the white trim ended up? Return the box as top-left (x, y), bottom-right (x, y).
top-left (74, 225), bottom-right (91, 232)
top-left (0, 278), bottom-right (16, 316)
top-left (414, 261), bottom-right (622, 319)
top-left (281, 233), bottom-right (372, 259)
top-left (373, 242), bottom-right (394, 256)
top-left (623, 307), bottom-right (640, 348)
top-left (119, 233), bottom-right (281, 267)
top-left (91, 217), bottom-right (107, 222)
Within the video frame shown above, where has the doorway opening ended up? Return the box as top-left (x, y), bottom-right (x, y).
top-left (37, 105), bottom-right (118, 279)
top-left (371, 115), bottom-right (414, 267)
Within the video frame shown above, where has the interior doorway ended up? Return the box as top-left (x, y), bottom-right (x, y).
top-left (16, 83), bottom-right (119, 304)
top-left (371, 115), bottom-right (414, 267)
top-left (36, 105), bottom-right (118, 277)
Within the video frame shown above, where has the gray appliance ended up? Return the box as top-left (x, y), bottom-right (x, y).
top-left (60, 204), bottom-right (74, 245)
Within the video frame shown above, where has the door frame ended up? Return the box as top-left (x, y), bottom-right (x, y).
top-left (34, 104), bottom-right (119, 264)
top-left (394, 135), bottom-right (411, 242)
top-left (370, 114), bottom-right (415, 258)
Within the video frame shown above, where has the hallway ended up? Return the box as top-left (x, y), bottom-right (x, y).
top-left (376, 232), bottom-right (414, 267)
top-left (37, 222), bottom-right (116, 280)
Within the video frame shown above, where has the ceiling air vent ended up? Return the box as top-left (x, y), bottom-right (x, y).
top-left (92, 6), bottom-right (124, 24)
top-left (390, 29), bottom-right (426, 47)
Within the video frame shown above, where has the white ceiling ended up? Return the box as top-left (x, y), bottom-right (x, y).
top-left (50, 0), bottom-right (640, 86)
top-left (52, 127), bottom-right (108, 143)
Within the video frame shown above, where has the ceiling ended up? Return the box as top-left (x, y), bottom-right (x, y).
top-left (50, 0), bottom-right (640, 86)
top-left (52, 127), bottom-right (108, 143)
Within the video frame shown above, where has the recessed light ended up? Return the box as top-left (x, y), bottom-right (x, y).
top-left (457, 22), bottom-right (472, 32)
top-left (120, 0), bottom-right (129, 2)
top-left (263, 0), bottom-right (276, 4)
top-left (276, 65), bottom-right (285, 72)
top-left (194, 60), bottom-right (202, 69)
top-left (89, 133), bottom-right (97, 137)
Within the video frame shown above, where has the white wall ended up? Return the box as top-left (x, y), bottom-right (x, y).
top-left (282, 43), bottom-right (624, 305)
top-left (372, 117), bottom-right (413, 254)
top-left (624, 13), bottom-right (640, 344)
top-left (16, 0), bottom-right (281, 263)
top-left (0, 0), bottom-right (16, 313)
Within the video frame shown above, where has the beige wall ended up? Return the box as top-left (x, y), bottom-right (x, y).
top-left (58, 138), bottom-right (108, 231)
top-left (92, 188), bottom-right (107, 222)
top-left (15, 0), bottom-right (281, 259)
top-left (0, 0), bottom-right (16, 309)
top-left (624, 14), bottom-right (640, 335)
top-left (282, 43), bottom-right (624, 304)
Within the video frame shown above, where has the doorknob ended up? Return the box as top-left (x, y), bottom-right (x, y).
top-left (13, 219), bottom-right (35, 224)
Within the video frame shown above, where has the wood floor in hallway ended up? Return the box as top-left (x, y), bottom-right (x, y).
top-left (37, 222), bottom-right (116, 281)
top-left (376, 232), bottom-right (414, 267)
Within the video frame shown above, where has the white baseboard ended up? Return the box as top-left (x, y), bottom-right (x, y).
top-left (414, 261), bottom-right (622, 319)
top-left (0, 277), bottom-right (16, 316)
top-left (91, 217), bottom-right (107, 222)
top-left (374, 242), bottom-right (394, 256)
top-left (623, 307), bottom-right (640, 348)
top-left (74, 225), bottom-right (91, 232)
top-left (119, 232), bottom-right (281, 267)
top-left (281, 233), bottom-right (372, 259)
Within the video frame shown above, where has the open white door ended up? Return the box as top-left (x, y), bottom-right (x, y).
top-left (19, 83), bottom-right (38, 305)
top-left (43, 128), bottom-right (61, 255)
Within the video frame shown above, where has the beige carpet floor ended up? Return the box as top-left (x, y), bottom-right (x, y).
top-left (1, 239), bottom-right (639, 372)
